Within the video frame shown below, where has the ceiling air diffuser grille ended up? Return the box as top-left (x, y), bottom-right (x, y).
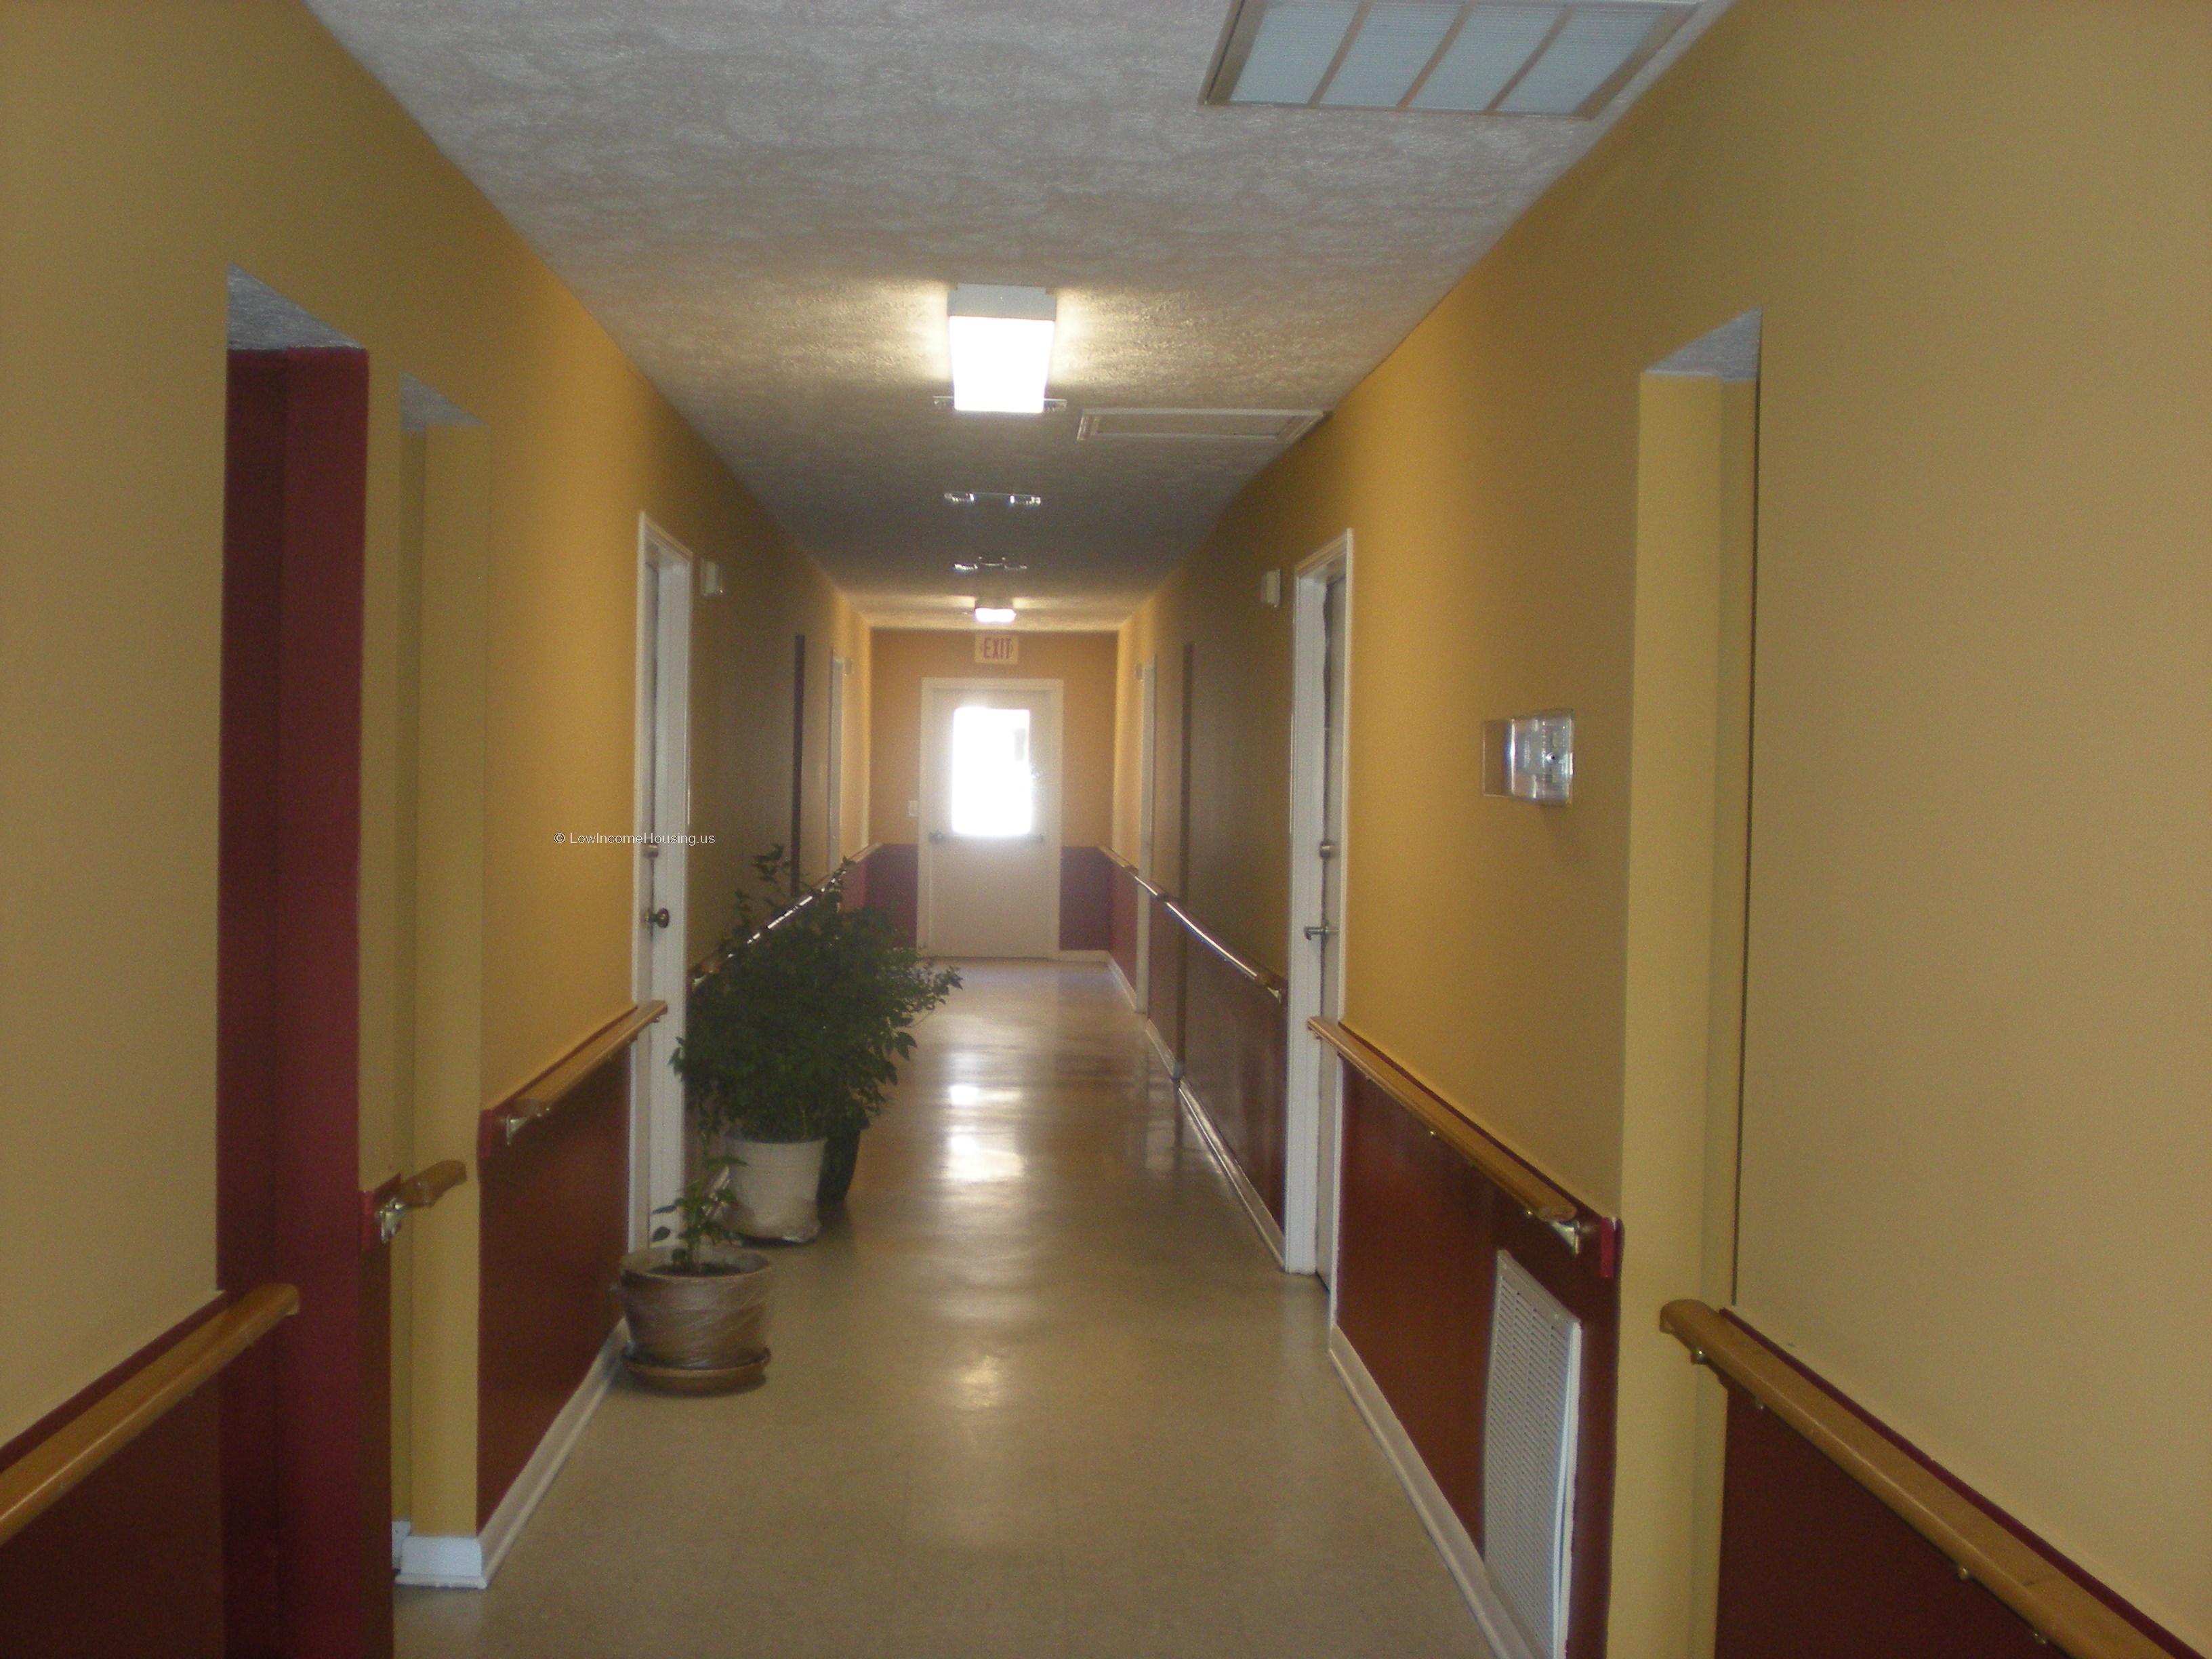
top-left (1077, 408), bottom-right (1326, 444)
top-left (1203, 1), bottom-right (1694, 117)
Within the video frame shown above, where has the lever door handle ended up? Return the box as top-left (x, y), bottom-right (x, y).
top-left (1303, 924), bottom-right (1336, 941)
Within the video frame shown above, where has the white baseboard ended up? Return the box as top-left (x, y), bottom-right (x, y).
top-left (1329, 1327), bottom-right (1531, 1659)
top-left (1178, 1080), bottom-right (1288, 1268)
top-left (397, 1324), bottom-right (623, 1590)
top-left (1105, 954), bottom-right (1139, 1010)
top-left (390, 1519), bottom-right (411, 1572)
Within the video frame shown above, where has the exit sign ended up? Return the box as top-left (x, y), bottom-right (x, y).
top-left (976, 633), bottom-right (1019, 664)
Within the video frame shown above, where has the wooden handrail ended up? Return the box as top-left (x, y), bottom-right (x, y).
top-left (487, 1000), bottom-right (666, 1149)
top-left (0, 1284), bottom-right (298, 1548)
top-left (1102, 851), bottom-right (1283, 999)
top-left (1161, 895), bottom-right (1287, 1002)
top-left (1309, 1018), bottom-right (1607, 1263)
top-left (689, 844), bottom-right (882, 990)
top-left (1661, 1302), bottom-right (2169, 1659)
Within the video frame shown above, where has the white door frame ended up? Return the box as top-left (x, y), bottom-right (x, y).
top-left (1284, 530), bottom-right (1352, 1279)
top-left (632, 515), bottom-right (694, 1244)
top-left (917, 676), bottom-right (1065, 956)
top-left (1133, 657), bottom-right (1158, 1004)
top-left (825, 653), bottom-right (849, 863)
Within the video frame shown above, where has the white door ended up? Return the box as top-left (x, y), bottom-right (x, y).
top-left (1284, 532), bottom-right (1351, 1281)
top-left (632, 519), bottom-right (693, 1243)
top-left (1310, 571), bottom-right (1349, 1281)
top-left (920, 678), bottom-right (1062, 958)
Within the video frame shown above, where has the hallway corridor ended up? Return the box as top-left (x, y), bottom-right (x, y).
top-left (397, 964), bottom-right (1490, 1659)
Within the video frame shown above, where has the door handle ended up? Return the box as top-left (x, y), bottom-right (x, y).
top-left (928, 831), bottom-right (946, 844)
top-left (644, 906), bottom-right (672, 928)
top-left (1303, 924), bottom-right (1336, 941)
top-left (369, 1159), bottom-right (468, 1246)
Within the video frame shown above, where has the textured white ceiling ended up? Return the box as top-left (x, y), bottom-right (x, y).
top-left (306, 0), bottom-right (1721, 628)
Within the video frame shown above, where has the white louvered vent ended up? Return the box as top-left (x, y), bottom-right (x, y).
top-left (1076, 407), bottom-right (1325, 444)
top-left (1483, 1251), bottom-right (1583, 1659)
top-left (1203, 1), bottom-right (1695, 118)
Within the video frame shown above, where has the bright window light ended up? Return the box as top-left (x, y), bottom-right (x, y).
top-left (974, 605), bottom-right (1017, 626)
top-left (949, 706), bottom-right (1033, 838)
top-left (947, 284), bottom-right (1057, 413)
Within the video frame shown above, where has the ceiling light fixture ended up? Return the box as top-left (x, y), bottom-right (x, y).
top-left (1201, 1), bottom-right (1694, 117)
top-left (943, 491), bottom-right (1046, 509)
top-left (954, 558), bottom-right (1031, 575)
top-left (947, 285), bottom-right (1057, 414)
top-left (974, 606), bottom-right (1018, 627)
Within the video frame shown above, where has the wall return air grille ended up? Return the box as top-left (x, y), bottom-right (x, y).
top-left (1202, 1), bottom-right (1693, 117)
top-left (1483, 1251), bottom-right (1583, 1659)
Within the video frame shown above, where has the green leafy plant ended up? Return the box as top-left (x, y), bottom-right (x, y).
top-left (675, 846), bottom-right (962, 1144)
top-left (648, 1159), bottom-right (747, 1272)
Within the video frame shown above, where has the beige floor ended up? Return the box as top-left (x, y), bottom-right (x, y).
top-left (398, 962), bottom-right (1492, 1658)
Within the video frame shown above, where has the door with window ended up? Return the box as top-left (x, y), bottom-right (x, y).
top-left (920, 679), bottom-right (1062, 958)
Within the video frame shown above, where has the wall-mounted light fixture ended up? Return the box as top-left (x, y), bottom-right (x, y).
top-left (947, 285), bottom-right (1057, 414)
top-left (973, 605), bottom-right (1018, 627)
top-left (1484, 711), bottom-right (1574, 805)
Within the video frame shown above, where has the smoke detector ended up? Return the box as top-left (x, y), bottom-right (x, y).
top-left (1202, 1), bottom-right (1693, 117)
top-left (1076, 407), bottom-right (1325, 443)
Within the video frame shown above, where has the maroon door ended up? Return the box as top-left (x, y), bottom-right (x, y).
top-left (218, 347), bottom-right (390, 1659)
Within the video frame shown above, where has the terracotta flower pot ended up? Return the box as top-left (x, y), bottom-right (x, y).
top-left (617, 1246), bottom-right (774, 1393)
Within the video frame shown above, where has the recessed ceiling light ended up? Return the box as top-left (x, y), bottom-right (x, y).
top-left (1202, 1), bottom-right (1693, 117)
top-left (947, 285), bottom-right (1057, 414)
top-left (974, 606), bottom-right (1018, 626)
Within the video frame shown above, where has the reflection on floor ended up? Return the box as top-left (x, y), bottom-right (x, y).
top-left (398, 962), bottom-right (1490, 1658)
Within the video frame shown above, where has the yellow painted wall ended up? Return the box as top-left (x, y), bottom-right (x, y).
top-left (868, 630), bottom-right (1119, 848)
top-left (1124, 0), bottom-right (2211, 1645)
top-left (0, 0), bottom-right (858, 1521)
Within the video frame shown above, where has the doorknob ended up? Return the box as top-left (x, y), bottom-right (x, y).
top-left (644, 906), bottom-right (672, 928)
top-left (370, 1158), bottom-right (468, 1246)
top-left (928, 831), bottom-right (947, 844)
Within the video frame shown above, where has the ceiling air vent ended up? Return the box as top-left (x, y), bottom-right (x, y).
top-left (1076, 407), bottom-right (1326, 444)
top-left (1202, 1), bottom-right (1694, 117)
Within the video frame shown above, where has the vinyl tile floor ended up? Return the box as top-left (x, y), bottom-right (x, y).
top-left (397, 962), bottom-right (1494, 1658)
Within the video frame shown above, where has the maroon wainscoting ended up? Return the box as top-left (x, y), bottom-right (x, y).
top-left (1146, 891), bottom-right (1185, 1058)
top-left (861, 843), bottom-right (919, 947)
top-left (1108, 862), bottom-right (1141, 992)
top-left (0, 1382), bottom-right (227, 1658)
top-left (1711, 1324), bottom-right (2198, 1659)
top-left (476, 1052), bottom-right (631, 1528)
top-left (1178, 944), bottom-right (1288, 1225)
top-left (218, 347), bottom-right (380, 1658)
top-left (1334, 1065), bottom-right (1620, 1659)
top-left (1058, 846), bottom-right (1113, 951)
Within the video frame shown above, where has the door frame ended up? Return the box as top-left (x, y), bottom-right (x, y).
top-left (825, 652), bottom-right (849, 863)
top-left (1284, 530), bottom-right (1353, 1279)
top-left (917, 676), bottom-right (1065, 956)
top-left (1132, 657), bottom-right (1158, 1005)
top-left (632, 515), bottom-right (694, 1243)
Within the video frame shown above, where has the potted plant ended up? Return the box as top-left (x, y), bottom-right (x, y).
top-left (677, 848), bottom-right (960, 1242)
top-left (616, 1160), bottom-right (776, 1392)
